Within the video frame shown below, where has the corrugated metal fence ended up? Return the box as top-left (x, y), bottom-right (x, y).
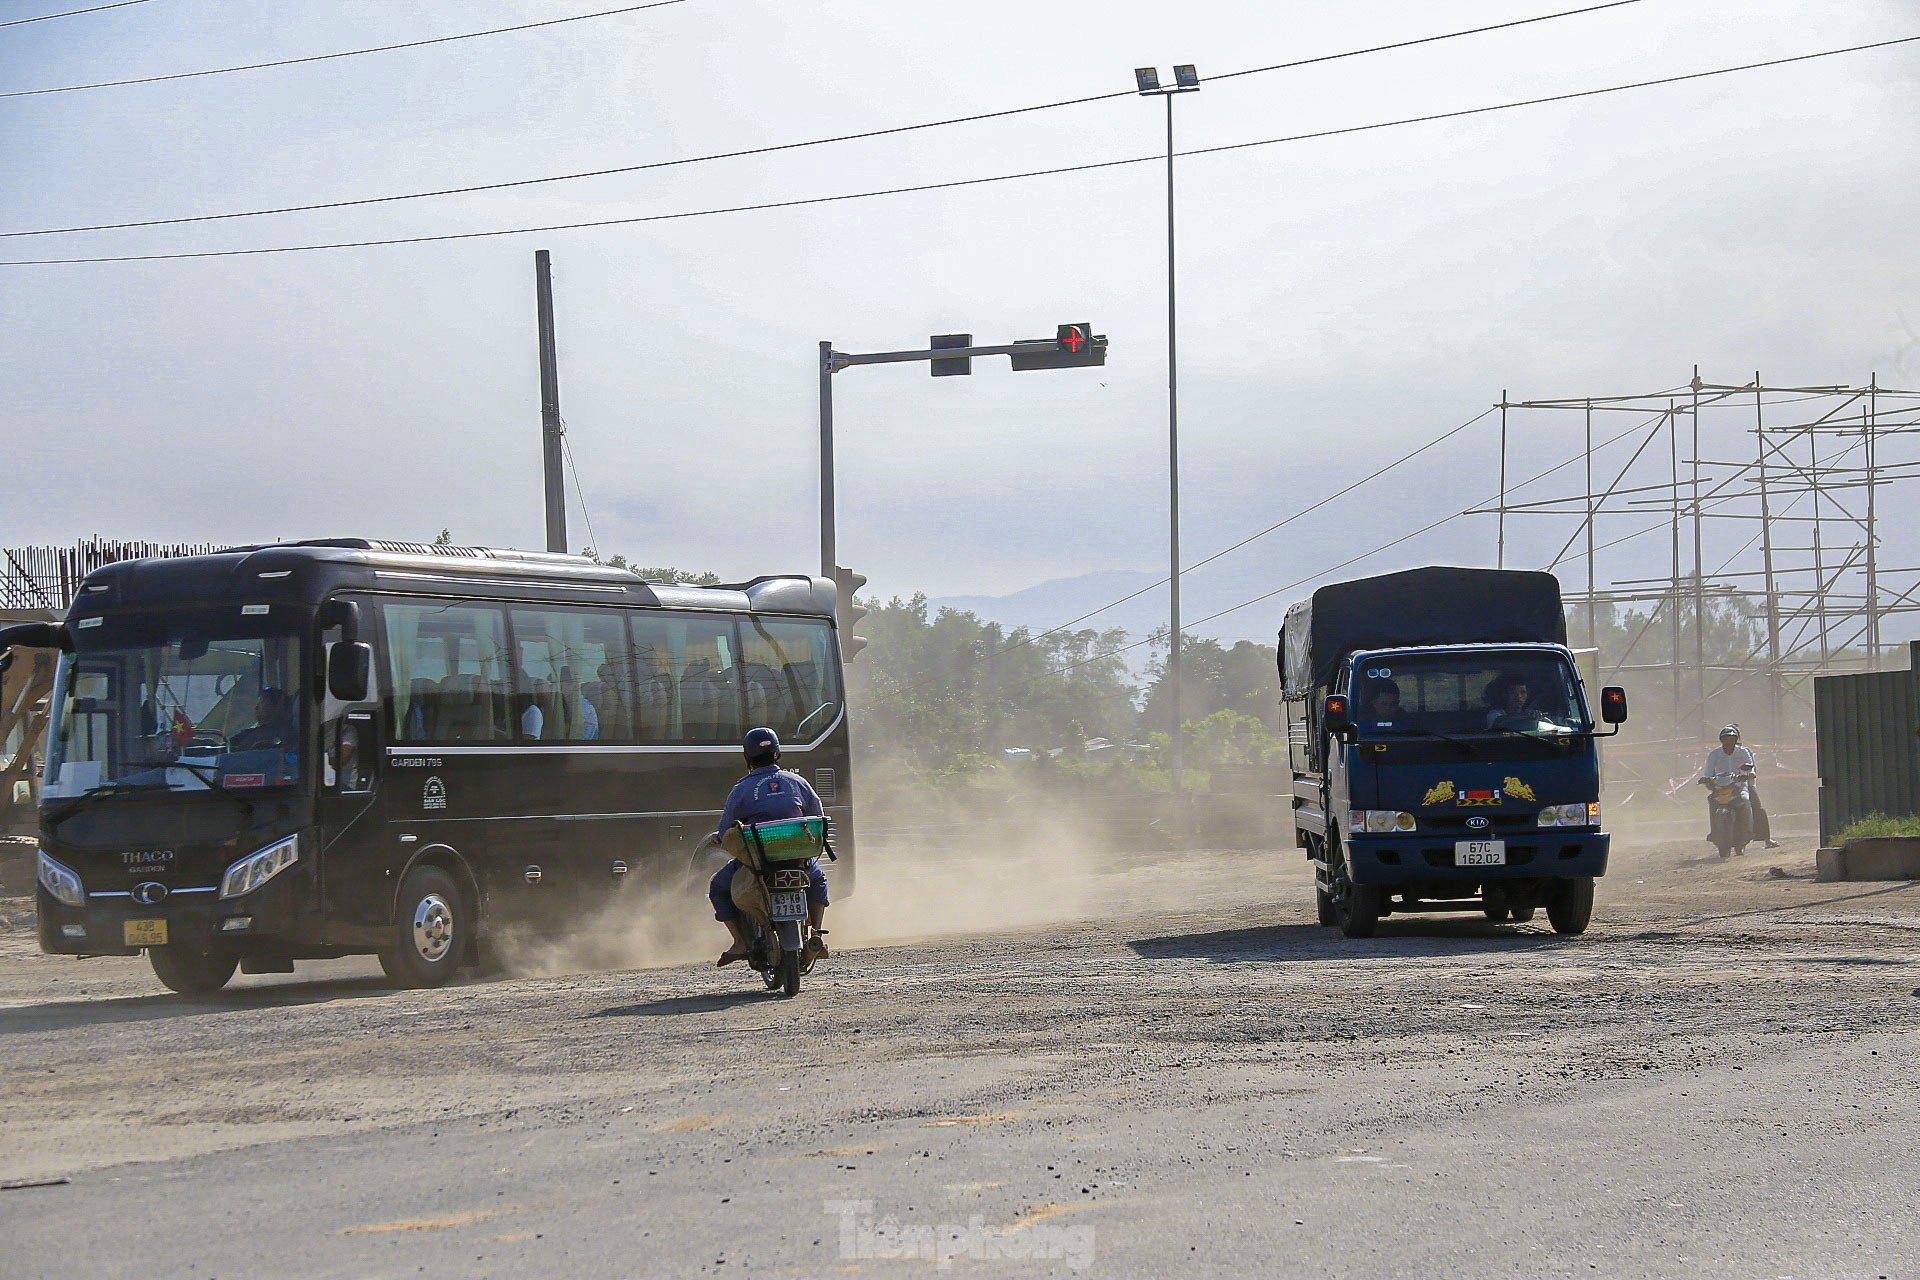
top-left (1814, 641), bottom-right (1920, 845)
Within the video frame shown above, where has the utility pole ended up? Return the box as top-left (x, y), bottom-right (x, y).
top-left (1865, 373), bottom-right (1881, 668)
top-left (1690, 368), bottom-right (1706, 727)
top-left (1497, 390), bottom-right (1508, 569)
top-left (534, 249), bottom-right (568, 555)
top-left (1584, 398), bottom-right (1596, 651)
top-left (1754, 375), bottom-right (1782, 736)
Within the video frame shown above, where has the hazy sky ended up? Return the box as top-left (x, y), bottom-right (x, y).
top-left (4, 0), bottom-right (1918, 641)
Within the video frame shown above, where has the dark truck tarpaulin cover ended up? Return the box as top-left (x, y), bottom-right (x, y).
top-left (1280, 566), bottom-right (1567, 697)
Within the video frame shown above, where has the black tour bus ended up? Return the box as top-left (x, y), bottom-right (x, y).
top-left (2, 539), bottom-right (854, 993)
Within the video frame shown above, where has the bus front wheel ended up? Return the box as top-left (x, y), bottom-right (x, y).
top-left (149, 944), bottom-right (237, 994)
top-left (380, 865), bottom-right (467, 988)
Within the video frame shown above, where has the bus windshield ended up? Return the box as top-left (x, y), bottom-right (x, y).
top-left (43, 608), bottom-right (307, 800)
top-left (1350, 649), bottom-right (1589, 740)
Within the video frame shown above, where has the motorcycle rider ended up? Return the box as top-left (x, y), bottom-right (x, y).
top-left (709, 727), bottom-right (830, 967)
top-left (1699, 724), bottom-right (1778, 849)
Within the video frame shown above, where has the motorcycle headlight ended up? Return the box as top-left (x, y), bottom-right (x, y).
top-left (36, 849), bottom-right (84, 908)
top-left (220, 835), bottom-right (300, 900)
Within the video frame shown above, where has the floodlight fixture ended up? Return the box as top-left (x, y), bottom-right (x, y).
top-left (1134, 66), bottom-right (1160, 94)
top-left (1173, 64), bottom-right (1199, 89)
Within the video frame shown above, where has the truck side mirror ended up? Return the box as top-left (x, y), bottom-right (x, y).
top-left (1324, 693), bottom-right (1352, 737)
top-left (1600, 686), bottom-right (1628, 725)
top-left (328, 642), bottom-right (373, 703)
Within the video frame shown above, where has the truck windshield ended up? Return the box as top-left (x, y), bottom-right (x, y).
top-left (43, 608), bottom-right (306, 801)
top-left (1350, 650), bottom-right (1589, 740)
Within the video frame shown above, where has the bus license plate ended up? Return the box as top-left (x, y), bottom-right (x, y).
top-left (768, 890), bottom-right (808, 921)
top-left (124, 919), bottom-right (169, 946)
top-left (1456, 841), bottom-right (1506, 867)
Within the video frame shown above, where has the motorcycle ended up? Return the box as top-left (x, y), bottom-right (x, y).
top-left (698, 816), bottom-right (832, 998)
top-left (1701, 768), bottom-right (1756, 859)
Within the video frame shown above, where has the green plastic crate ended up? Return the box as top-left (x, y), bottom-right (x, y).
top-left (742, 816), bottom-right (828, 864)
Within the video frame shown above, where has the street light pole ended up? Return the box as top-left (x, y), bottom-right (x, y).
top-left (1137, 64), bottom-right (1199, 795)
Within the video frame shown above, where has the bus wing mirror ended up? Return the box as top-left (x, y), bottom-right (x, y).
top-left (328, 642), bottom-right (373, 703)
top-left (318, 598), bottom-right (361, 643)
top-left (0, 621), bottom-right (66, 652)
top-left (1324, 693), bottom-right (1352, 737)
top-left (1600, 686), bottom-right (1628, 725)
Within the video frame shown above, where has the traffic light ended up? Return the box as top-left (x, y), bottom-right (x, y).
top-left (930, 333), bottom-right (972, 377)
top-left (1010, 326), bottom-right (1107, 371)
top-left (833, 565), bottom-right (869, 660)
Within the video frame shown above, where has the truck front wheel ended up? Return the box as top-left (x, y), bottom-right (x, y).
top-left (1547, 877), bottom-right (1595, 935)
top-left (1328, 840), bottom-right (1382, 938)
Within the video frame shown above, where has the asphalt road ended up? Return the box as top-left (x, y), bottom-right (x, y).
top-left (1, 831), bottom-right (1916, 1279)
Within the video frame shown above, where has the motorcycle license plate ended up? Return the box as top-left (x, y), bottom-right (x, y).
top-left (124, 919), bottom-right (169, 946)
top-left (768, 889), bottom-right (808, 921)
top-left (1456, 840), bottom-right (1506, 867)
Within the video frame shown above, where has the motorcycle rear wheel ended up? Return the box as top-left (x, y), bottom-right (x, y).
top-left (777, 949), bottom-right (801, 998)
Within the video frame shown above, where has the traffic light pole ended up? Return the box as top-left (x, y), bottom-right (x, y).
top-left (818, 341), bottom-right (837, 578)
top-left (816, 331), bottom-right (1108, 582)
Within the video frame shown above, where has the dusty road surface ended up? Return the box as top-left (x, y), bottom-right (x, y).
top-left (2, 830), bottom-right (1917, 1278)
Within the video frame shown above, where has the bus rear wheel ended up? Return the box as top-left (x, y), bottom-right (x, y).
top-left (149, 944), bottom-right (237, 994)
top-left (380, 866), bottom-right (467, 989)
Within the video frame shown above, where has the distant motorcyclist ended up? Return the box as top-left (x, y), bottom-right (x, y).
top-left (709, 727), bottom-right (830, 967)
top-left (1699, 724), bottom-right (1778, 848)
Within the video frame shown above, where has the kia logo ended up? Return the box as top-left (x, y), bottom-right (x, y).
top-left (132, 881), bottom-right (169, 905)
top-left (1466, 816), bottom-right (1491, 831)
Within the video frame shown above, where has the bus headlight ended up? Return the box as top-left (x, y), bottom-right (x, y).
top-left (220, 835), bottom-right (300, 900)
top-left (1352, 810), bottom-right (1417, 834)
top-left (36, 850), bottom-right (84, 907)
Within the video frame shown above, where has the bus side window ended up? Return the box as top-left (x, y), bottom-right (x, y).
top-left (631, 613), bottom-right (742, 744)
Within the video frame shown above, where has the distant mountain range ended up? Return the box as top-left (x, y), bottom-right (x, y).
top-left (931, 570), bottom-right (1174, 641)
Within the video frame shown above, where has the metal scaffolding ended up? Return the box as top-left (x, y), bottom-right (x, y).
top-left (1479, 370), bottom-right (1920, 786)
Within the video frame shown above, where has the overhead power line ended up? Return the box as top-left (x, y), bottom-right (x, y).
top-left (5, 32), bottom-right (1912, 268)
top-left (0, 0), bottom-right (691, 99)
top-left (3, 0), bottom-right (1647, 238)
top-left (1001, 413), bottom-right (1669, 691)
top-left (1, 0), bottom-right (152, 28)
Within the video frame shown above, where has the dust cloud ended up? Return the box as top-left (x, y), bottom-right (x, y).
top-left (483, 801), bottom-right (1277, 979)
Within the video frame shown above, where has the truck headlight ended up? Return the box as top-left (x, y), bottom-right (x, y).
top-left (220, 835), bottom-right (299, 900)
top-left (36, 850), bottom-right (84, 907)
top-left (1537, 803), bottom-right (1596, 828)
top-left (1351, 810), bottom-right (1416, 834)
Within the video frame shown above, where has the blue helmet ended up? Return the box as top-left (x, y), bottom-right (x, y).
top-left (743, 726), bottom-right (781, 760)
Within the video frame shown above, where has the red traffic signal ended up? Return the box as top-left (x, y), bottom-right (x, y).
top-left (1057, 323), bottom-right (1091, 354)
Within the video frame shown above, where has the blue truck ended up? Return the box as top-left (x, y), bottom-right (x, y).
top-left (1281, 567), bottom-right (1627, 937)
